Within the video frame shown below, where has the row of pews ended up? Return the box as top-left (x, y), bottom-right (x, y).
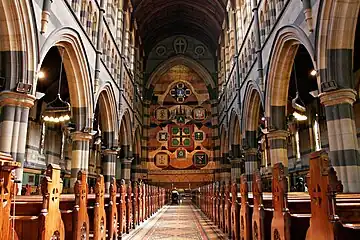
top-left (0, 161), bottom-right (167, 240)
top-left (193, 150), bottom-right (360, 239)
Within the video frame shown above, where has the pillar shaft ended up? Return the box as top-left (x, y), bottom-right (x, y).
top-left (320, 89), bottom-right (360, 192)
top-left (70, 131), bottom-right (92, 189)
top-left (267, 130), bottom-right (289, 169)
top-left (0, 91), bottom-right (35, 190)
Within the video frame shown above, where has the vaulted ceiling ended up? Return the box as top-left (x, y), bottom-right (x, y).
top-left (133, 0), bottom-right (226, 54)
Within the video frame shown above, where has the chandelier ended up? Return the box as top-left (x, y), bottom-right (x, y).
top-left (42, 47), bottom-right (71, 123)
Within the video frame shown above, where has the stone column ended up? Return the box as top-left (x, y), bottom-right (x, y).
top-left (70, 131), bottom-right (92, 190)
top-left (230, 157), bottom-right (242, 184)
top-left (244, 148), bottom-right (258, 189)
top-left (102, 148), bottom-right (117, 192)
top-left (121, 158), bottom-right (133, 182)
top-left (267, 130), bottom-right (289, 170)
top-left (320, 89), bottom-right (360, 192)
top-left (0, 91), bottom-right (35, 192)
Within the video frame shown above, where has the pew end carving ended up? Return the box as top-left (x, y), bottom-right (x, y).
top-left (39, 164), bottom-right (65, 240)
top-left (72, 170), bottom-right (89, 240)
top-left (240, 174), bottom-right (251, 240)
top-left (271, 163), bottom-right (290, 240)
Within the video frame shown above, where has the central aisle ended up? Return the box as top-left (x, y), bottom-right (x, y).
top-left (124, 200), bottom-right (226, 240)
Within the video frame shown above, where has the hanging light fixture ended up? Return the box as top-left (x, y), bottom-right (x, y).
top-left (42, 47), bottom-right (71, 124)
top-left (291, 62), bottom-right (307, 114)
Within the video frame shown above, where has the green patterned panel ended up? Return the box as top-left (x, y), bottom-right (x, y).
top-left (183, 127), bottom-right (190, 135)
top-left (172, 138), bottom-right (180, 146)
top-left (183, 138), bottom-right (191, 146)
top-left (172, 127), bottom-right (179, 135)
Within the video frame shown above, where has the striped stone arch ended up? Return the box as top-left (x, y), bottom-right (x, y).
top-left (0, 0), bottom-right (38, 90)
top-left (242, 81), bottom-right (264, 138)
top-left (39, 27), bottom-right (94, 130)
top-left (317, 0), bottom-right (360, 90)
top-left (95, 84), bottom-right (119, 147)
top-left (119, 109), bottom-right (133, 155)
top-left (146, 55), bottom-right (216, 89)
top-left (131, 126), bottom-right (142, 181)
top-left (264, 25), bottom-right (317, 130)
top-left (228, 110), bottom-right (241, 156)
top-left (220, 124), bottom-right (229, 161)
top-left (242, 81), bottom-right (263, 182)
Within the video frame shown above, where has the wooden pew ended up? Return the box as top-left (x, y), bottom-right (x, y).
top-left (126, 181), bottom-right (133, 233)
top-left (72, 170), bottom-right (89, 240)
top-left (118, 179), bottom-right (126, 236)
top-left (138, 183), bottom-right (143, 223)
top-left (231, 182), bottom-right (239, 240)
top-left (0, 153), bottom-right (20, 240)
top-left (224, 181), bottom-right (232, 237)
top-left (132, 181), bottom-right (138, 227)
top-left (108, 177), bottom-right (118, 239)
top-left (219, 182), bottom-right (225, 231)
top-left (252, 171), bottom-right (265, 240)
top-left (240, 174), bottom-right (251, 240)
top-left (271, 163), bottom-right (290, 240)
top-left (18, 164), bottom-right (65, 240)
top-left (306, 150), bottom-right (360, 239)
top-left (93, 175), bottom-right (107, 239)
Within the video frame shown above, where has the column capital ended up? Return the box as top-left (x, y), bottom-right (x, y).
top-left (319, 89), bottom-right (357, 107)
top-left (71, 131), bottom-right (93, 141)
top-left (122, 157), bottom-right (133, 164)
top-left (0, 91), bottom-right (35, 108)
top-left (102, 149), bottom-right (118, 155)
top-left (245, 148), bottom-right (258, 155)
top-left (267, 129), bottom-right (289, 140)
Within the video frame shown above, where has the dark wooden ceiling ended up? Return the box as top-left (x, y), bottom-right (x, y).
top-left (133, 0), bottom-right (226, 54)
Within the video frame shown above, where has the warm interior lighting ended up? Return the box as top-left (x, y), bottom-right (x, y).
top-left (293, 112), bottom-right (308, 121)
top-left (310, 69), bottom-right (317, 76)
top-left (38, 71), bottom-right (45, 80)
top-left (42, 47), bottom-right (71, 124)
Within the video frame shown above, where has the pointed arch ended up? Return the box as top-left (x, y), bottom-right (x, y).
top-left (264, 25), bottom-right (316, 129)
top-left (146, 55), bottom-right (216, 89)
top-left (39, 27), bottom-right (94, 129)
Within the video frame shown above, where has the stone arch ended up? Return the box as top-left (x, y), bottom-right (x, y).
top-left (131, 126), bottom-right (142, 181)
top-left (146, 55), bottom-right (216, 90)
top-left (242, 81), bottom-right (264, 136)
top-left (39, 27), bottom-right (94, 130)
top-left (317, 0), bottom-right (360, 90)
top-left (265, 25), bottom-right (317, 130)
top-left (229, 110), bottom-right (241, 153)
top-left (0, 0), bottom-right (38, 90)
top-left (119, 109), bottom-right (132, 151)
top-left (220, 124), bottom-right (229, 162)
top-left (95, 83), bottom-right (119, 146)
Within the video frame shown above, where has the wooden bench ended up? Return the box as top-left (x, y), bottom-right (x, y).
top-left (6, 163), bottom-right (166, 240)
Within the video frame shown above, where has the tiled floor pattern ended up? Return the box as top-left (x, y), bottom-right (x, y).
top-left (124, 200), bottom-right (226, 240)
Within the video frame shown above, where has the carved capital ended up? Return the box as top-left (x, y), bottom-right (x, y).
top-left (319, 89), bottom-right (357, 107)
top-left (0, 91), bottom-right (35, 108)
top-left (267, 130), bottom-right (289, 141)
top-left (71, 131), bottom-right (93, 141)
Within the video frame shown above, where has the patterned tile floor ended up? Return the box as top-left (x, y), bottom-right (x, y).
top-left (124, 200), bottom-right (227, 240)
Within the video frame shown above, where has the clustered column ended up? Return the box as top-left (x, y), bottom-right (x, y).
top-left (320, 89), bottom-right (360, 192)
top-left (267, 129), bottom-right (289, 172)
top-left (0, 91), bottom-right (35, 192)
top-left (70, 131), bottom-right (92, 190)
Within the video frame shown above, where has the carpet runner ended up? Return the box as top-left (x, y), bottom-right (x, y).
top-left (124, 200), bottom-right (226, 240)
